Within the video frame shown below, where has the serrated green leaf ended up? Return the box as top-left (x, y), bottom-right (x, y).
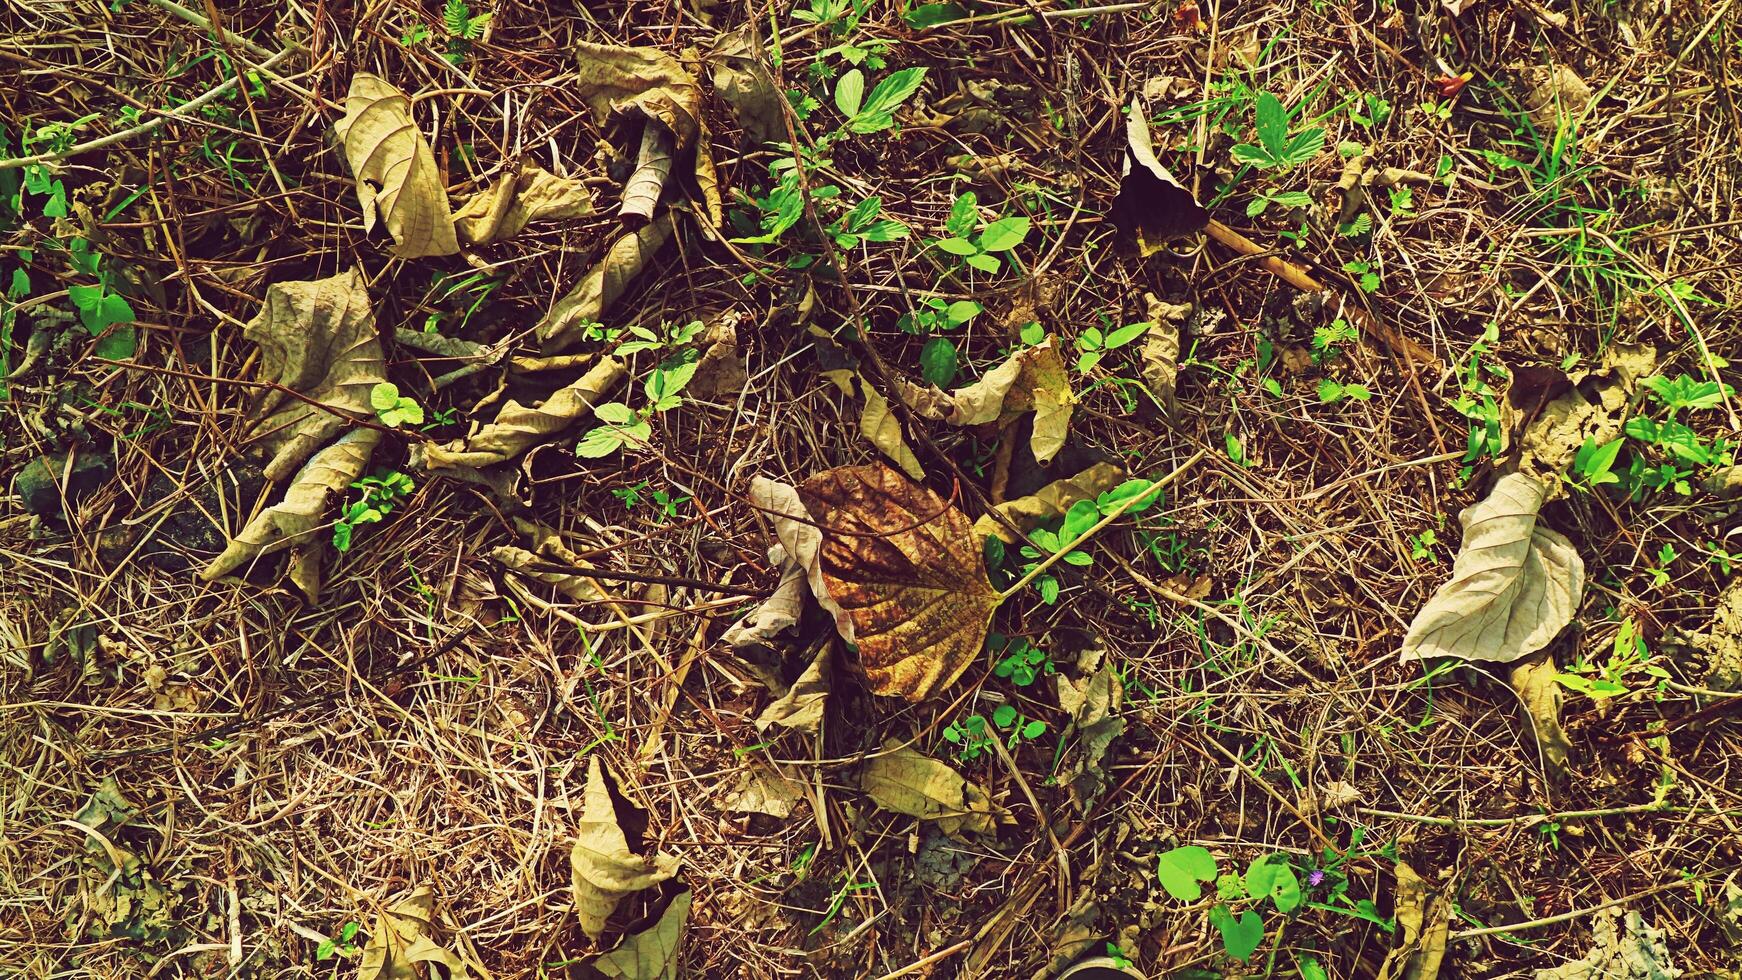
top-left (834, 69), bottom-right (865, 118)
top-left (1255, 92), bottom-right (1288, 155)
top-left (576, 426), bottom-right (628, 458)
top-left (1229, 143), bottom-right (1275, 168)
top-left (946, 192), bottom-right (979, 237)
top-left (863, 219), bottom-right (909, 242)
top-left (853, 67), bottom-right (927, 133)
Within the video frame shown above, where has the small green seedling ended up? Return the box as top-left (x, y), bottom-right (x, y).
top-left (578, 352), bottom-right (699, 457)
top-left (1556, 616), bottom-right (1668, 699)
top-left (1246, 189), bottom-right (1313, 217)
top-left (930, 191), bottom-right (1029, 274)
top-left (1317, 379), bottom-right (1371, 405)
top-left (1074, 317), bottom-right (1151, 374)
top-left (1570, 436), bottom-right (1624, 489)
top-left (333, 470), bottom-right (415, 552)
top-left (1230, 92), bottom-right (1326, 172)
top-left (370, 382), bottom-right (425, 428)
top-left (315, 920), bottom-right (362, 961)
top-left (990, 633), bottom-right (1053, 687)
top-left (899, 296), bottom-right (981, 334)
top-left (919, 336), bottom-right (958, 386)
top-left (1156, 846), bottom-right (1302, 963)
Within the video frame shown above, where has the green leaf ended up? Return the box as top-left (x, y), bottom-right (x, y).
top-left (1156, 845), bottom-right (1218, 901)
top-left (1271, 190), bottom-right (1314, 207)
top-left (1243, 854), bottom-right (1301, 913)
top-left (834, 68), bottom-right (866, 118)
top-left (992, 703), bottom-right (1017, 728)
top-left (1280, 127), bottom-right (1325, 168)
top-left (905, 2), bottom-right (967, 27)
top-left (1096, 479), bottom-right (1162, 514)
top-left (1317, 379), bottom-right (1344, 404)
top-left (1254, 92), bottom-right (1289, 155)
top-left (1246, 196), bottom-right (1270, 217)
top-left (592, 401), bottom-right (635, 425)
top-left (395, 400), bottom-right (425, 425)
top-left (646, 356), bottom-right (701, 406)
top-left (1060, 499), bottom-right (1100, 542)
top-left (1209, 904), bottom-right (1264, 961)
top-left (576, 425), bottom-right (628, 458)
top-left (1229, 143), bottom-right (1275, 169)
top-left (371, 382), bottom-right (402, 412)
top-left (946, 192), bottom-right (979, 238)
top-left (943, 300), bottom-right (981, 325)
top-left (1298, 955), bottom-right (1329, 980)
top-left (853, 67), bottom-right (927, 132)
top-left (934, 236), bottom-right (979, 256)
top-left (1037, 575), bottom-right (1060, 604)
top-left (964, 252), bottom-right (1001, 274)
top-left (1103, 320), bottom-right (1152, 350)
top-left (94, 324), bottom-right (137, 359)
top-left (8, 268), bottom-right (29, 299)
top-left (1020, 719), bottom-right (1045, 739)
top-left (863, 219), bottom-right (909, 242)
top-left (1019, 322), bottom-right (1045, 346)
top-left (920, 337), bottom-right (958, 387)
top-left (976, 215), bottom-right (1029, 252)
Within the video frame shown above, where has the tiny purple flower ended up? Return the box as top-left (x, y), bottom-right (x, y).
top-left (1307, 869), bottom-right (1326, 887)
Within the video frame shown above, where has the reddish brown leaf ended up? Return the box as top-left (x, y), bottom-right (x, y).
top-left (797, 463), bottom-right (999, 702)
top-left (1434, 72), bottom-right (1473, 99)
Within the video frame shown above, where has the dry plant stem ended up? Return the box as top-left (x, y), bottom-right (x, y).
top-left (518, 559), bottom-right (766, 598)
top-left (870, 939), bottom-right (974, 980)
top-left (999, 449), bottom-right (1205, 601)
top-left (1355, 800), bottom-right (1672, 828)
top-left (1450, 868), bottom-right (1737, 940)
top-left (987, 718), bottom-right (1070, 916)
top-left (0, 47), bottom-right (301, 172)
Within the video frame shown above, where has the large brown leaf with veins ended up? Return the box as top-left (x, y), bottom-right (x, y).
top-left (798, 463), bottom-right (999, 701)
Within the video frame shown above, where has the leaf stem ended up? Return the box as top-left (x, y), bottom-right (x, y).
top-left (996, 449), bottom-right (1205, 602)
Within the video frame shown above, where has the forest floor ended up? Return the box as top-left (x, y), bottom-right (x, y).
top-left (4, 0), bottom-right (1742, 977)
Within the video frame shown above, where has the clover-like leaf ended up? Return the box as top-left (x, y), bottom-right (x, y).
top-left (570, 757), bottom-right (680, 940)
top-left (334, 73), bottom-right (459, 258)
top-left (1399, 473), bottom-right (1585, 664)
top-left (796, 462), bottom-right (1000, 701)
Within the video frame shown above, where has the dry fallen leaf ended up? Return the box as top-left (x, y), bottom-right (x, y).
top-left (686, 311), bottom-right (749, 399)
top-left (358, 886), bottom-right (477, 980)
top-left (1512, 345), bottom-right (1657, 493)
top-left (240, 269), bottom-right (384, 481)
top-left (423, 356), bottom-right (626, 470)
top-left (1521, 64), bottom-right (1594, 133)
top-left (974, 461), bottom-right (1125, 543)
top-left (1056, 653), bottom-right (1125, 807)
top-left (538, 218), bottom-right (674, 355)
top-left (861, 742), bottom-right (1002, 839)
top-left (708, 30), bottom-right (786, 146)
top-left (1110, 96), bottom-right (1209, 254)
top-left (1140, 293), bottom-right (1191, 416)
top-left (1701, 579), bottom-right (1742, 692)
top-left (1510, 655), bottom-right (1573, 774)
top-left (725, 766), bottom-right (806, 818)
top-left (621, 123), bottom-right (676, 222)
top-left (200, 428), bottom-right (381, 595)
top-left (1399, 473), bottom-right (1584, 665)
top-left (797, 463), bottom-right (1000, 701)
top-left (723, 545), bottom-right (806, 648)
top-left (453, 164), bottom-right (595, 244)
top-left (1376, 862), bottom-right (1449, 980)
top-left (898, 338), bottom-right (1074, 465)
top-left (335, 73), bottom-right (459, 259)
top-left (574, 42), bottom-right (722, 225)
top-left (571, 757), bottom-right (680, 940)
top-left (1532, 909), bottom-right (1678, 980)
top-left (861, 383), bottom-right (926, 480)
top-left (755, 641), bottom-right (830, 733)
top-left (591, 889), bottom-right (691, 980)
top-left (748, 476), bottom-right (846, 634)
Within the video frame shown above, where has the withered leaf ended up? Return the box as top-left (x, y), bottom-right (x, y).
top-left (570, 756), bottom-right (680, 940)
top-left (861, 382), bottom-right (926, 480)
top-left (707, 30), bottom-right (786, 146)
top-left (1110, 96), bottom-right (1208, 254)
top-left (1510, 655), bottom-right (1573, 774)
top-left (335, 74), bottom-right (459, 258)
top-left (722, 545), bottom-right (806, 649)
top-left (592, 889), bottom-right (691, 980)
top-left (754, 641), bottom-right (830, 733)
top-left (1056, 653), bottom-right (1125, 806)
top-left (423, 356), bottom-right (625, 469)
top-left (748, 476), bottom-right (847, 633)
top-left (1376, 862), bottom-right (1449, 980)
top-left (797, 462), bottom-right (999, 701)
top-left (1400, 474), bottom-right (1584, 665)
top-left (358, 886), bottom-right (477, 980)
top-left (974, 461), bottom-right (1125, 543)
top-left (1140, 293), bottom-right (1191, 416)
top-left (726, 767), bottom-right (806, 818)
top-left (453, 164), bottom-right (595, 244)
top-left (242, 269), bottom-right (384, 481)
top-left (861, 742), bottom-right (1002, 839)
top-left (686, 312), bottom-right (749, 399)
top-left (1511, 345), bottom-right (1657, 493)
top-left (898, 338), bottom-right (1074, 465)
top-left (574, 42), bottom-right (722, 226)
top-left (621, 123), bottom-right (676, 222)
top-left (538, 218), bottom-right (673, 355)
top-left (200, 428), bottom-right (381, 595)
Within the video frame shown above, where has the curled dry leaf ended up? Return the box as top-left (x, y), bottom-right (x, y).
top-left (726, 766), bottom-right (806, 818)
top-left (1701, 579), bottom-right (1742, 692)
top-left (200, 428), bottom-right (381, 592)
top-left (423, 356), bottom-right (625, 469)
top-left (573, 42), bottom-right (722, 226)
top-left (861, 383), bottom-right (926, 480)
top-left (754, 641), bottom-right (829, 733)
top-left (707, 30), bottom-right (786, 146)
top-left (335, 74), bottom-right (459, 259)
top-left (748, 476), bottom-right (846, 632)
top-left (861, 742), bottom-right (1002, 839)
top-left (453, 164), bottom-right (595, 245)
top-left (621, 123), bottom-right (675, 222)
top-left (538, 217), bottom-right (673, 355)
top-left (1511, 345), bottom-right (1657, 493)
top-left (1141, 293), bottom-right (1191, 416)
top-left (1055, 653), bottom-right (1125, 807)
top-left (241, 269), bottom-right (384, 481)
top-left (591, 889), bottom-right (691, 980)
top-left (1509, 655), bottom-right (1573, 774)
top-left (1399, 473), bottom-right (1584, 665)
top-left (358, 886), bottom-right (477, 980)
top-left (797, 463), bottom-right (1000, 701)
top-left (1532, 909), bottom-right (1678, 980)
top-left (898, 338), bottom-right (1074, 465)
top-left (570, 756), bottom-right (680, 940)
top-left (1376, 862), bottom-right (1449, 980)
top-left (722, 545), bottom-right (805, 648)
top-left (1520, 64), bottom-right (1594, 133)
top-left (686, 311), bottom-right (749, 398)
top-left (1110, 96), bottom-right (1209, 255)
top-left (974, 461), bottom-right (1125, 543)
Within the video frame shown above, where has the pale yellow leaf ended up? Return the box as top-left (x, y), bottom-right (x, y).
top-left (723, 545), bottom-right (806, 648)
top-left (726, 768), bottom-right (806, 818)
top-left (861, 384), bottom-right (925, 480)
top-left (860, 742), bottom-right (1002, 839)
top-left (573, 42), bottom-right (721, 226)
top-left (707, 30), bottom-right (785, 146)
top-left (1509, 656), bottom-right (1573, 774)
top-left (538, 219), bottom-right (673, 355)
top-left (423, 356), bottom-right (626, 469)
top-left (754, 641), bottom-right (829, 733)
top-left (897, 338), bottom-right (1074, 463)
top-left (335, 74), bottom-right (458, 258)
top-left (1140, 293), bottom-right (1190, 415)
top-left (454, 164), bottom-right (595, 244)
top-left (748, 476), bottom-right (847, 635)
top-left (570, 757), bottom-right (680, 940)
top-left (591, 890), bottom-right (691, 980)
top-left (358, 886), bottom-right (477, 980)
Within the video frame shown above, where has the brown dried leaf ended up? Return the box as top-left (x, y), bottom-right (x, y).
top-left (686, 312), bottom-right (749, 398)
top-left (1512, 345), bottom-right (1657, 493)
top-left (453, 164), bottom-right (594, 245)
top-left (538, 219), bottom-right (673, 355)
top-left (797, 463), bottom-right (999, 701)
top-left (423, 356), bottom-right (626, 469)
top-left (974, 461), bottom-right (1125, 543)
top-left (755, 641), bottom-right (829, 733)
top-left (358, 886), bottom-right (477, 980)
top-left (723, 545), bottom-right (805, 648)
top-left (570, 757), bottom-right (680, 940)
top-left (748, 476), bottom-right (846, 634)
top-left (1111, 96), bottom-right (1209, 255)
top-left (1521, 64), bottom-right (1593, 132)
top-left (591, 890), bottom-right (691, 980)
top-left (861, 383), bottom-right (926, 480)
top-left (707, 30), bottom-right (785, 146)
top-left (200, 428), bottom-right (381, 588)
top-left (335, 74), bottom-right (458, 258)
top-left (573, 42), bottom-right (721, 225)
top-left (898, 338), bottom-right (1074, 465)
top-left (726, 767), bottom-right (806, 818)
top-left (861, 742), bottom-right (1002, 839)
top-left (1056, 653), bottom-right (1125, 806)
top-left (1510, 655), bottom-right (1573, 774)
top-left (241, 269), bottom-right (384, 481)
top-left (1377, 862), bottom-right (1449, 980)
top-left (1399, 474), bottom-right (1584, 665)
top-left (1140, 293), bottom-right (1191, 416)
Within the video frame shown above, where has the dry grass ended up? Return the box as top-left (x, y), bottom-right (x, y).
top-left (3, 0), bottom-right (1742, 977)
